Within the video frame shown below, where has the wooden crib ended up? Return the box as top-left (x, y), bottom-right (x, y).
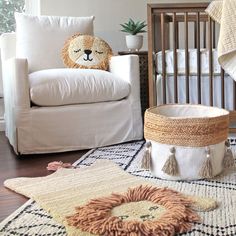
top-left (147, 2), bottom-right (236, 133)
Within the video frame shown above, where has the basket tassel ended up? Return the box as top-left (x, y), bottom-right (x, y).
top-left (199, 147), bottom-right (213, 178)
top-left (223, 141), bottom-right (235, 169)
top-left (141, 141), bottom-right (152, 170)
top-left (162, 147), bottom-right (179, 176)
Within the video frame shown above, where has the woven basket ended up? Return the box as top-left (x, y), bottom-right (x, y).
top-left (142, 104), bottom-right (232, 180)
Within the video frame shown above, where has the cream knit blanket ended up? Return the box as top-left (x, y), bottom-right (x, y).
top-left (206, 0), bottom-right (236, 82)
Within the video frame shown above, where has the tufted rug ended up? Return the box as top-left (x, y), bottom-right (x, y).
top-left (0, 140), bottom-right (236, 235)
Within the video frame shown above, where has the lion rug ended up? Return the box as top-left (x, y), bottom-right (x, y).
top-left (4, 160), bottom-right (218, 236)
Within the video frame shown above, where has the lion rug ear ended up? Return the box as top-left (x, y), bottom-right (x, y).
top-left (61, 34), bottom-right (113, 70)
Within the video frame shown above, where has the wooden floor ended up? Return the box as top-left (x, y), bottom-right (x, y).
top-left (0, 132), bottom-right (87, 222)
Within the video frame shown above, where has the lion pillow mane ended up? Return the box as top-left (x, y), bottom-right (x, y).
top-left (61, 34), bottom-right (113, 70)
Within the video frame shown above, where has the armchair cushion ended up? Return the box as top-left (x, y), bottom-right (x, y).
top-left (29, 69), bottom-right (130, 106)
top-left (15, 13), bottom-right (95, 72)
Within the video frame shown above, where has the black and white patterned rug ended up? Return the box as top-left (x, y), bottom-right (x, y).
top-left (0, 139), bottom-right (236, 236)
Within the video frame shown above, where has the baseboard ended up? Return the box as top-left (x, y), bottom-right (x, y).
top-left (0, 118), bottom-right (5, 131)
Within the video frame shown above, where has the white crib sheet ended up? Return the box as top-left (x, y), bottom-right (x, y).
top-left (156, 49), bottom-right (221, 74)
top-left (156, 74), bottom-right (235, 111)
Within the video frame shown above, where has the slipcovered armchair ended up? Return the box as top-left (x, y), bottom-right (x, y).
top-left (0, 13), bottom-right (143, 154)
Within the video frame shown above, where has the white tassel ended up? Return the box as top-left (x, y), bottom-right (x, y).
top-left (162, 147), bottom-right (179, 176)
top-left (199, 147), bottom-right (213, 178)
top-left (223, 141), bottom-right (235, 169)
top-left (141, 142), bottom-right (152, 170)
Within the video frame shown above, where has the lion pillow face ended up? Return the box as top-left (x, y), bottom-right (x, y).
top-left (62, 34), bottom-right (113, 70)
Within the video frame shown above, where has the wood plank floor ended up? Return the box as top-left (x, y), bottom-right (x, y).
top-left (0, 132), bottom-right (87, 222)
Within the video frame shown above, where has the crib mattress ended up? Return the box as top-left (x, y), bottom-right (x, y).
top-left (156, 49), bottom-right (221, 74)
top-left (156, 74), bottom-right (234, 111)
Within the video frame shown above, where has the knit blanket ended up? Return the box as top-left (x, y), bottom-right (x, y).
top-left (206, 0), bottom-right (236, 82)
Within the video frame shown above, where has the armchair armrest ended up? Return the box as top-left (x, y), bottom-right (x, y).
top-left (109, 55), bottom-right (140, 102)
top-left (3, 58), bottom-right (30, 110)
top-left (2, 58), bottom-right (30, 151)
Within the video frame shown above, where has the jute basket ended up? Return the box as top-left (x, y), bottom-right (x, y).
top-left (142, 104), bottom-right (233, 180)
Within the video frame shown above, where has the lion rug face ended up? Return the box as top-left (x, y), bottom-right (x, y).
top-left (61, 34), bottom-right (113, 70)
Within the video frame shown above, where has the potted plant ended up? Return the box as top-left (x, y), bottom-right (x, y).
top-left (120, 19), bottom-right (147, 51)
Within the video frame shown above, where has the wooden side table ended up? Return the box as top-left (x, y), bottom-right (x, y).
top-left (118, 51), bottom-right (149, 119)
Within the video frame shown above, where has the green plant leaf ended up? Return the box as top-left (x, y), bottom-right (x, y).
top-left (129, 18), bottom-right (135, 26)
top-left (120, 23), bottom-right (128, 29)
top-left (120, 24), bottom-right (133, 33)
top-left (136, 20), bottom-right (141, 25)
top-left (128, 21), bottom-right (132, 30)
top-left (121, 29), bottom-right (131, 33)
top-left (135, 23), bottom-right (147, 33)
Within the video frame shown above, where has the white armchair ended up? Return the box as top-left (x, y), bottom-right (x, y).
top-left (0, 14), bottom-right (143, 155)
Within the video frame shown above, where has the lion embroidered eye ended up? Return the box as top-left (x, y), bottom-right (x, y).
top-left (95, 50), bottom-right (103, 54)
top-left (74, 49), bottom-right (81, 53)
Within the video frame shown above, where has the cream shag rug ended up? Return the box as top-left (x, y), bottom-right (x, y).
top-left (0, 140), bottom-right (236, 235)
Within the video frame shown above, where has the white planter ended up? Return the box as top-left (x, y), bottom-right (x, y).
top-left (125, 35), bottom-right (143, 51)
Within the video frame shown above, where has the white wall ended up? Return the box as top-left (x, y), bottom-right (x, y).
top-left (39, 0), bottom-right (210, 52)
top-left (25, 0), bottom-right (41, 15)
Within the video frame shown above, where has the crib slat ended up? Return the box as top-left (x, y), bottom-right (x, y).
top-left (213, 21), bottom-right (216, 48)
top-left (221, 69), bottom-right (225, 108)
top-left (185, 12), bottom-right (190, 103)
top-left (208, 17), bottom-right (213, 106)
top-left (196, 12), bottom-right (201, 104)
top-left (176, 21), bottom-right (179, 49)
top-left (203, 21), bottom-right (206, 48)
top-left (173, 12), bottom-right (178, 103)
top-left (161, 13), bottom-right (166, 104)
top-left (234, 81), bottom-right (236, 110)
top-left (194, 21), bottom-right (197, 48)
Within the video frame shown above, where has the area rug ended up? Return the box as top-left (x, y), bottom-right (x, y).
top-left (0, 140), bottom-right (235, 235)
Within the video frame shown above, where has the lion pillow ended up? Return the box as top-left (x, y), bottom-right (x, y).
top-left (61, 34), bottom-right (113, 70)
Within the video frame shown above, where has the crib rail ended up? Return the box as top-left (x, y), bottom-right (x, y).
top-left (147, 3), bottom-right (236, 132)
